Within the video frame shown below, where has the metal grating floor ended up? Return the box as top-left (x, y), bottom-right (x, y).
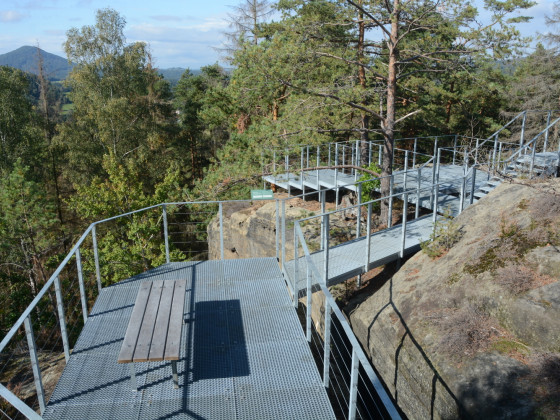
top-left (43, 258), bottom-right (335, 420)
top-left (284, 215), bottom-right (435, 292)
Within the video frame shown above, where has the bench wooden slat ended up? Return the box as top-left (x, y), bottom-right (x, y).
top-left (117, 282), bottom-right (152, 363)
top-left (164, 279), bottom-right (186, 360)
top-left (147, 280), bottom-right (175, 361)
top-left (133, 280), bottom-right (164, 362)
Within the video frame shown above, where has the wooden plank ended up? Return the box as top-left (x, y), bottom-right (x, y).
top-left (147, 280), bottom-right (175, 361)
top-left (164, 279), bottom-right (186, 361)
top-left (133, 280), bottom-right (164, 362)
top-left (117, 282), bottom-right (152, 363)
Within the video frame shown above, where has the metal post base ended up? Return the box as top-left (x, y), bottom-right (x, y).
top-left (129, 364), bottom-right (137, 391)
top-left (172, 360), bottom-right (178, 389)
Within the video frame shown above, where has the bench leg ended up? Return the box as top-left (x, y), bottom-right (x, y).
top-left (129, 364), bottom-right (138, 391)
top-left (171, 361), bottom-right (178, 389)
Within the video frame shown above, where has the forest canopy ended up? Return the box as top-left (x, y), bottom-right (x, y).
top-left (0, 0), bottom-right (558, 328)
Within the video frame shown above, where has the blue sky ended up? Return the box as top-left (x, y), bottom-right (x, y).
top-left (0, 0), bottom-right (557, 69)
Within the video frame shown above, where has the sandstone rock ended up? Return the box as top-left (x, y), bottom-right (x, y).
top-left (348, 180), bottom-right (560, 419)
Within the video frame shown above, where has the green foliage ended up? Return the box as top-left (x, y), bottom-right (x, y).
top-left (358, 163), bottom-right (381, 203)
top-left (0, 161), bottom-right (59, 328)
top-left (56, 8), bottom-right (181, 186)
top-left (0, 66), bottom-right (44, 174)
top-left (68, 155), bottom-right (185, 285)
top-left (421, 208), bottom-right (462, 259)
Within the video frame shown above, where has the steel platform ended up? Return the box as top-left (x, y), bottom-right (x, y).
top-left (284, 215), bottom-right (435, 293)
top-left (43, 258), bottom-right (335, 420)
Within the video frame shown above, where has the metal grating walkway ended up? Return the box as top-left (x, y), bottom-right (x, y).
top-left (284, 215), bottom-right (434, 292)
top-left (43, 258), bottom-right (336, 420)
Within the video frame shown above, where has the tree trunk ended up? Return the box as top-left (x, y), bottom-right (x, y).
top-left (380, 0), bottom-right (399, 225)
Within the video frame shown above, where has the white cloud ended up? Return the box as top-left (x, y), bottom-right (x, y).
top-left (126, 17), bottom-right (230, 67)
top-left (0, 10), bottom-right (26, 22)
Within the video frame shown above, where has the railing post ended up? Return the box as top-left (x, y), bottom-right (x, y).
top-left (76, 247), bottom-right (88, 324)
top-left (544, 110), bottom-right (551, 152)
top-left (275, 200), bottom-right (280, 260)
top-left (323, 213), bottom-right (330, 285)
top-left (430, 159), bottom-right (436, 210)
top-left (356, 184), bottom-right (362, 238)
top-left (316, 145), bottom-right (320, 191)
top-left (300, 148), bottom-right (305, 194)
top-left (335, 143), bottom-right (339, 209)
top-left (401, 193), bottom-right (408, 258)
top-left (92, 224), bottom-right (102, 293)
top-left (530, 141), bottom-right (537, 178)
top-left (163, 204), bottom-right (170, 264)
top-left (474, 138), bottom-right (479, 165)
top-left (453, 134), bottom-right (458, 165)
top-left (323, 300), bottom-right (332, 388)
top-left (219, 202), bottom-right (224, 261)
top-left (520, 110), bottom-right (527, 148)
top-left (24, 316), bottom-right (46, 414)
top-left (286, 150), bottom-right (291, 196)
top-left (306, 263), bottom-right (312, 342)
top-left (416, 167), bottom-right (421, 219)
top-left (432, 183), bottom-right (439, 230)
top-left (470, 167), bottom-right (477, 205)
top-left (281, 200), bottom-right (286, 269)
top-left (328, 143), bottom-right (332, 166)
top-left (498, 142), bottom-right (503, 171)
top-left (378, 144), bottom-right (382, 167)
top-left (294, 226), bottom-right (299, 307)
top-left (365, 203), bottom-right (372, 272)
top-left (348, 347), bottom-right (360, 420)
top-left (54, 276), bottom-right (70, 363)
top-left (368, 140), bottom-right (372, 166)
top-left (492, 134), bottom-right (499, 174)
top-left (273, 150), bottom-right (277, 185)
top-left (459, 172), bottom-right (466, 213)
top-left (354, 140), bottom-right (359, 182)
top-left (403, 150), bottom-right (409, 191)
top-left (413, 137), bottom-right (418, 167)
top-left (388, 175), bottom-right (394, 228)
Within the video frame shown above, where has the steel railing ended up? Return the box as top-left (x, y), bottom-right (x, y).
top-left (0, 198), bottom-right (278, 419)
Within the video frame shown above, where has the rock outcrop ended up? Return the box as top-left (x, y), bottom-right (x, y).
top-left (347, 180), bottom-right (560, 419)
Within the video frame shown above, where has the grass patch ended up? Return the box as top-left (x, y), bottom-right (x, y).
top-left (491, 339), bottom-right (529, 355)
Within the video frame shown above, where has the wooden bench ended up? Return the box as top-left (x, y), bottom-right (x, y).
top-left (118, 279), bottom-right (186, 390)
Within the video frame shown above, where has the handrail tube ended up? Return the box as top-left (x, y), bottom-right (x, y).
top-left (91, 225), bottom-right (102, 292)
top-left (0, 223), bottom-right (93, 353)
top-left (54, 275), bottom-right (70, 363)
top-left (0, 384), bottom-right (42, 420)
top-left (400, 193), bottom-right (408, 258)
top-left (365, 203), bottom-right (372, 272)
top-left (24, 316), bottom-right (45, 414)
top-left (76, 247), bottom-right (88, 324)
top-left (318, 283), bottom-right (402, 419)
top-left (295, 181), bottom-right (450, 224)
top-left (501, 117), bottom-right (560, 166)
top-left (163, 204), bottom-right (170, 263)
top-left (323, 214), bottom-right (330, 285)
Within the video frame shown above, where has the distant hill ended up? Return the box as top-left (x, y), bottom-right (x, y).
top-left (0, 46), bottom-right (210, 85)
top-left (0, 46), bottom-right (73, 81)
top-left (158, 67), bottom-right (200, 87)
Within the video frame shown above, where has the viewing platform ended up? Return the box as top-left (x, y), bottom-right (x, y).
top-left (42, 258), bottom-right (335, 420)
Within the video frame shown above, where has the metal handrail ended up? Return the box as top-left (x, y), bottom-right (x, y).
top-left (501, 117), bottom-right (560, 167)
top-left (0, 197), bottom-right (279, 418)
top-left (294, 222), bottom-right (402, 420)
